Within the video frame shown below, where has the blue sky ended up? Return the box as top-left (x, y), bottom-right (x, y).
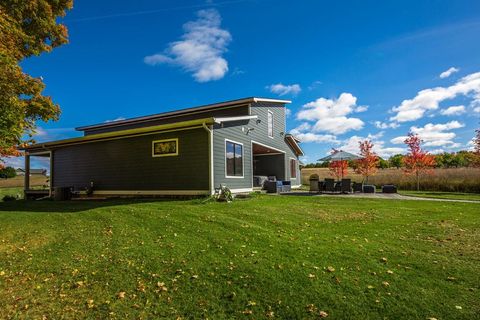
top-left (9, 0), bottom-right (480, 167)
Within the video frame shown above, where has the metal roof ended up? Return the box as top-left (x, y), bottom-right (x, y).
top-left (76, 97), bottom-right (291, 132)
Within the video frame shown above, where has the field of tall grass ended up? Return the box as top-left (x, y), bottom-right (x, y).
top-left (301, 167), bottom-right (480, 193)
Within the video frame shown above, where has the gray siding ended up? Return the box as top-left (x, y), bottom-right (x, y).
top-left (212, 102), bottom-right (301, 190)
top-left (53, 128), bottom-right (209, 191)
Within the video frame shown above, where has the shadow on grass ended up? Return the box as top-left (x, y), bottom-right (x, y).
top-left (0, 197), bottom-right (197, 213)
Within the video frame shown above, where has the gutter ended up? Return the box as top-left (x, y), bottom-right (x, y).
top-left (202, 122), bottom-right (215, 195)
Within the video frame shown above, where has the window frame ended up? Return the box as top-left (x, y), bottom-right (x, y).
top-left (225, 139), bottom-right (244, 178)
top-left (267, 110), bottom-right (274, 139)
top-left (290, 158), bottom-right (297, 179)
top-left (152, 138), bottom-right (179, 157)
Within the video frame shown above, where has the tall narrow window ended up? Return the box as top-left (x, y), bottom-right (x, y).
top-left (267, 110), bottom-right (274, 138)
top-left (290, 159), bottom-right (297, 178)
top-left (226, 140), bottom-right (243, 177)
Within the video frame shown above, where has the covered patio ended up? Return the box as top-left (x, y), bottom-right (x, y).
top-left (252, 141), bottom-right (285, 188)
top-left (24, 151), bottom-right (52, 199)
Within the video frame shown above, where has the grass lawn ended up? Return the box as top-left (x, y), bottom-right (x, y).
top-left (399, 191), bottom-right (480, 201)
top-left (0, 195), bottom-right (478, 319)
top-left (0, 187), bottom-right (23, 200)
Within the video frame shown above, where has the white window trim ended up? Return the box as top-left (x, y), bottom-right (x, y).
top-left (267, 110), bottom-right (274, 139)
top-left (289, 157), bottom-right (298, 179)
top-left (152, 138), bottom-right (179, 157)
top-left (225, 138), bottom-right (244, 179)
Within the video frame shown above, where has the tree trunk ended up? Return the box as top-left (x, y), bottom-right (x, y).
top-left (416, 171), bottom-right (420, 191)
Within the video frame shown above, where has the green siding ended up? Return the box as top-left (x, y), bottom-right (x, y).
top-left (53, 128), bottom-right (209, 191)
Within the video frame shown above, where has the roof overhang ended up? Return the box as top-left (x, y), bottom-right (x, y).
top-left (76, 97), bottom-right (291, 132)
top-left (214, 115), bottom-right (258, 124)
top-left (22, 118), bottom-right (215, 152)
top-left (285, 134), bottom-right (305, 156)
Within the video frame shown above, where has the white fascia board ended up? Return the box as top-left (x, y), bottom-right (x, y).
top-left (214, 115), bottom-right (258, 124)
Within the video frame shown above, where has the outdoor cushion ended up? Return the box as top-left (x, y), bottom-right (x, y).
top-left (363, 185), bottom-right (376, 193)
top-left (382, 185), bottom-right (398, 193)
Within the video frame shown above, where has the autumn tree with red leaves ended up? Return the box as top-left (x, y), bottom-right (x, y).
top-left (354, 140), bottom-right (379, 183)
top-left (328, 149), bottom-right (348, 179)
top-left (403, 133), bottom-right (436, 191)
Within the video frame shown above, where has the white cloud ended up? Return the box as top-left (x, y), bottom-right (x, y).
top-left (390, 121), bottom-right (464, 147)
top-left (31, 127), bottom-right (77, 143)
top-left (339, 134), bottom-right (405, 159)
top-left (144, 9), bottom-right (231, 82)
top-left (440, 105), bottom-right (466, 116)
top-left (285, 108), bottom-right (291, 117)
top-left (308, 80), bottom-right (322, 90)
top-left (439, 67), bottom-right (459, 79)
top-left (374, 121), bottom-right (399, 129)
top-left (474, 106), bottom-right (480, 113)
top-left (293, 132), bottom-right (339, 144)
top-left (105, 117), bottom-right (126, 123)
top-left (390, 72), bottom-right (480, 122)
top-left (267, 83), bottom-right (301, 96)
top-left (296, 93), bottom-right (366, 134)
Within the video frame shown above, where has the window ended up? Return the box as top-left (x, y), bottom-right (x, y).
top-left (152, 138), bottom-right (178, 157)
top-left (226, 140), bottom-right (243, 177)
top-left (267, 110), bottom-right (274, 138)
top-left (290, 159), bottom-right (297, 178)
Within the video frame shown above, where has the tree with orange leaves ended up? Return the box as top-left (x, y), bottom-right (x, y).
top-left (354, 140), bottom-right (379, 183)
top-left (0, 0), bottom-right (73, 168)
top-left (328, 149), bottom-right (348, 180)
top-left (403, 133), bottom-right (436, 191)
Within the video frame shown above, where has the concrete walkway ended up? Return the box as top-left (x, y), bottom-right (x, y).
top-left (279, 191), bottom-right (480, 204)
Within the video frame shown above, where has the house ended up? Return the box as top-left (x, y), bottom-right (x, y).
top-left (15, 168), bottom-right (47, 176)
top-left (22, 97), bottom-right (304, 197)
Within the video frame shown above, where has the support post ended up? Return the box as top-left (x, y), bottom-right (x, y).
top-left (49, 151), bottom-right (53, 197)
top-left (24, 153), bottom-right (30, 194)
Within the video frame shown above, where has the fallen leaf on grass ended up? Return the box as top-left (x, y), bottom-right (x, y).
top-left (319, 310), bottom-right (328, 317)
top-left (455, 305), bottom-right (462, 310)
top-left (117, 292), bottom-right (126, 299)
top-left (382, 281), bottom-right (390, 287)
top-left (326, 266), bottom-right (335, 272)
top-left (242, 309), bottom-right (253, 315)
top-left (86, 299), bottom-right (94, 309)
top-left (308, 274), bottom-right (316, 279)
top-left (386, 270), bottom-right (394, 274)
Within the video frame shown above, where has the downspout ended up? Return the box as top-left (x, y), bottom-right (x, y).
top-left (202, 122), bottom-right (215, 195)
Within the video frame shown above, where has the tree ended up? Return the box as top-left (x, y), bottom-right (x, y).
top-left (389, 154), bottom-right (404, 169)
top-left (329, 160), bottom-right (348, 180)
top-left (0, 166), bottom-right (16, 179)
top-left (0, 0), bottom-right (73, 168)
top-left (403, 133), bottom-right (436, 191)
top-left (328, 149), bottom-right (348, 179)
top-left (378, 158), bottom-right (389, 169)
top-left (354, 140), bottom-right (379, 183)
top-left (473, 128), bottom-right (480, 167)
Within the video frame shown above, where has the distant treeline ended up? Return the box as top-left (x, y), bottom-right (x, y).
top-left (302, 150), bottom-right (479, 169)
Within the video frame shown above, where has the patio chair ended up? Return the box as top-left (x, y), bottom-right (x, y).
top-left (341, 179), bottom-right (352, 193)
top-left (324, 178), bottom-right (335, 193)
top-left (352, 182), bottom-right (363, 192)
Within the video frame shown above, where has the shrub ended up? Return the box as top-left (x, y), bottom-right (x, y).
top-left (2, 194), bottom-right (18, 201)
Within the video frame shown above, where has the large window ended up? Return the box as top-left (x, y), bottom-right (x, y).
top-left (226, 140), bottom-right (243, 177)
top-left (290, 158), bottom-right (297, 178)
top-left (267, 110), bottom-right (274, 138)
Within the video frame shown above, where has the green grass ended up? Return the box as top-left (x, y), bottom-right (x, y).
top-left (399, 190), bottom-right (480, 201)
top-left (0, 195), bottom-right (479, 319)
top-left (0, 187), bottom-right (23, 200)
